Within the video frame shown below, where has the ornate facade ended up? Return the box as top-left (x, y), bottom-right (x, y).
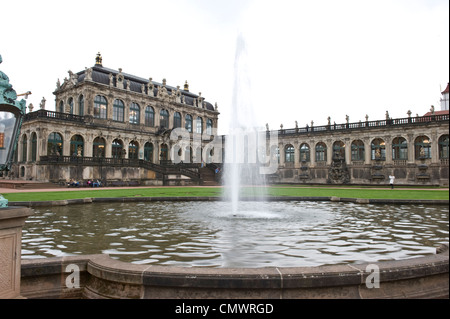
top-left (270, 112), bottom-right (449, 186)
top-left (14, 54), bottom-right (220, 185)
top-left (11, 54), bottom-right (450, 186)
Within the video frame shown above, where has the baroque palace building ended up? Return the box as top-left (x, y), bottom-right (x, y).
top-left (11, 54), bottom-right (450, 187)
top-left (13, 54), bottom-right (220, 185)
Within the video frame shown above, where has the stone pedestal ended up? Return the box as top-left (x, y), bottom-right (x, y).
top-left (0, 207), bottom-right (33, 299)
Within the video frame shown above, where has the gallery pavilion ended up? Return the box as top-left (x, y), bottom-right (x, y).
top-left (11, 54), bottom-right (450, 187)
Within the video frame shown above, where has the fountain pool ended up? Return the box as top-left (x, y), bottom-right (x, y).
top-left (21, 200), bottom-right (448, 268)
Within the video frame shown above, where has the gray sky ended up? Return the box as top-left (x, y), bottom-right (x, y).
top-left (2, 0), bottom-right (449, 134)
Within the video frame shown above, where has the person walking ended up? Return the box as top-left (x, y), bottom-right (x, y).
top-left (389, 175), bottom-right (395, 189)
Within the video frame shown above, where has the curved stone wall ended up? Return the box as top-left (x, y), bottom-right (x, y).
top-left (21, 244), bottom-right (448, 299)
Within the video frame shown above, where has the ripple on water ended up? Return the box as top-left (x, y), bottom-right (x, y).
top-left (21, 201), bottom-right (449, 268)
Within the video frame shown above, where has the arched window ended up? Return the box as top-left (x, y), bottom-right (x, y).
top-left (300, 143), bottom-right (310, 162)
top-left (94, 95), bottom-right (107, 119)
top-left (58, 101), bottom-right (64, 113)
top-left (392, 137), bottom-right (408, 160)
top-left (31, 133), bottom-right (37, 162)
top-left (68, 97), bottom-right (74, 114)
top-left (145, 106), bottom-right (155, 127)
top-left (144, 142), bottom-right (154, 162)
top-left (128, 141), bottom-right (139, 160)
top-left (333, 141), bottom-right (345, 160)
top-left (415, 136), bottom-right (431, 159)
top-left (113, 99), bottom-right (125, 122)
top-left (160, 143), bottom-right (169, 161)
top-left (206, 119), bottom-right (213, 135)
top-left (315, 142), bottom-right (327, 162)
top-left (21, 135), bottom-right (27, 162)
top-left (70, 135), bottom-right (84, 157)
top-left (196, 117), bottom-right (203, 134)
top-left (371, 138), bottom-right (386, 160)
top-left (439, 135), bottom-right (449, 159)
top-left (185, 114), bottom-right (193, 133)
top-left (78, 95), bottom-right (84, 116)
top-left (130, 102), bottom-right (140, 125)
top-left (285, 144), bottom-right (295, 162)
top-left (93, 137), bottom-right (106, 158)
top-left (351, 140), bottom-right (365, 161)
top-left (173, 112), bottom-right (182, 129)
top-left (112, 139), bottom-right (123, 159)
top-left (47, 132), bottom-right (63, 156)
top-left (160, 109), bottom-right (169, 128)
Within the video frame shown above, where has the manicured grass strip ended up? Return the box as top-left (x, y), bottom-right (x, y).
top-left (3, 186), bottom-right (449, 202)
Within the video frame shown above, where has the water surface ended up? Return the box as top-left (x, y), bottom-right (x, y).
top-left (22, 201), bottom-right (449, 268)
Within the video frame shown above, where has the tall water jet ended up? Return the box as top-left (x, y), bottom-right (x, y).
top-left (224, 34), bottom-right (272, 214)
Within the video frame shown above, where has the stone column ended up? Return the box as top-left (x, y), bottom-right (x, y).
top-left (431, 131), bottom-right (439, 164)
top-left (407, 134), bottom-right (415, 164)
top-left (364, 138), bottom-right (371, 165)
top-left (345, 138), bottom-right (351, 165)
top-left (0, 207), bottom-right (33, 299)
top-left (310, 141), bottom-right (316, 167)
top-left (294, 143), bottom-right (300, 169)
top-left (385, 136), bottom-right (393, 164)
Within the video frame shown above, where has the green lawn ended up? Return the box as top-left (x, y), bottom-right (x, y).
top-left (3, 186), bottom-right (449, 202)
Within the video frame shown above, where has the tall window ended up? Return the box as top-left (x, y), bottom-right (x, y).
top-left (173, 112), bottom-right (182, 129)
top-left (439, 135), bottom-right (449, 160)
top-left (58, 101), bottom-right (64, 113)
top-left (78, 95), bottom-right (84, 116)
top-left (333, 141), bottom-right (345, 160)
top-left (129, 141), bottom-right (139, 160)
top-left (22, 135), bottom-right (27, 162)
top-left (285, 144), bottom-right (295, 162)
top-left (112, 139), bottom-right (123, 159)
top-left (113, 99), bottom-right (125, 122)
top-left (94, 95), bottom-right (107, 119)
top-left (415, 136), bottom-right (431, 159)
top-left (300, 143), bottom-right (310, 162)
top-left (144, 142), bottom-right (154, 162)
top-left (47, 132), bottom-right (63, 156)
top-left (68, 97), bottom-right (74, 114)
top-left (70, 135), bottom-right (84, 157)
top-left (351, 140), bottom-right (365, 161)
top-left (160, 143), bottom-right (169, 161)
top-left (145, 106), bottom-right (155, 127)
top-left (160, 109), bottom-right (169, 128)
top-left (130, 102), bottom-right (140, 124)
top-left (196, 117), bottom-right (203, 134)
top-left (371, 138), bottom-right (386, 160)
top-left (31, 133), bottom-right (37, 162)
top-left (93, 137), bottom-right (106, 158)
top-left (392, 137), bottom-right (408, 160)
top-left (206, 119), bottom-right (213, 135)
top-left (315, 142), bottom-right (327, 162)
top-left (185, 114), bottom-right (193, 133)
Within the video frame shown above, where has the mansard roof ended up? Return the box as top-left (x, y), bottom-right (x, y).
top-left (67, 62), bottom-right (216, 112)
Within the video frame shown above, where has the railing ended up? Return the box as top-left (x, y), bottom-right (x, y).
top-left (24, 109), bottom-right (85, 123)
top-left (274, 114), bottom-right (449, 137)
top-left (38, 156), bottom-right (201, 180)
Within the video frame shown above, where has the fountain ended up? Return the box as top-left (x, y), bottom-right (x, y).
top-left (14, 36), bottom-right (450, 299)
top-left (224, 34), bottom-right (275, 214)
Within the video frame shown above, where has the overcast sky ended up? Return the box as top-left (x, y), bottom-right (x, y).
top-left (2, 0), bottom-right (449, 134)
